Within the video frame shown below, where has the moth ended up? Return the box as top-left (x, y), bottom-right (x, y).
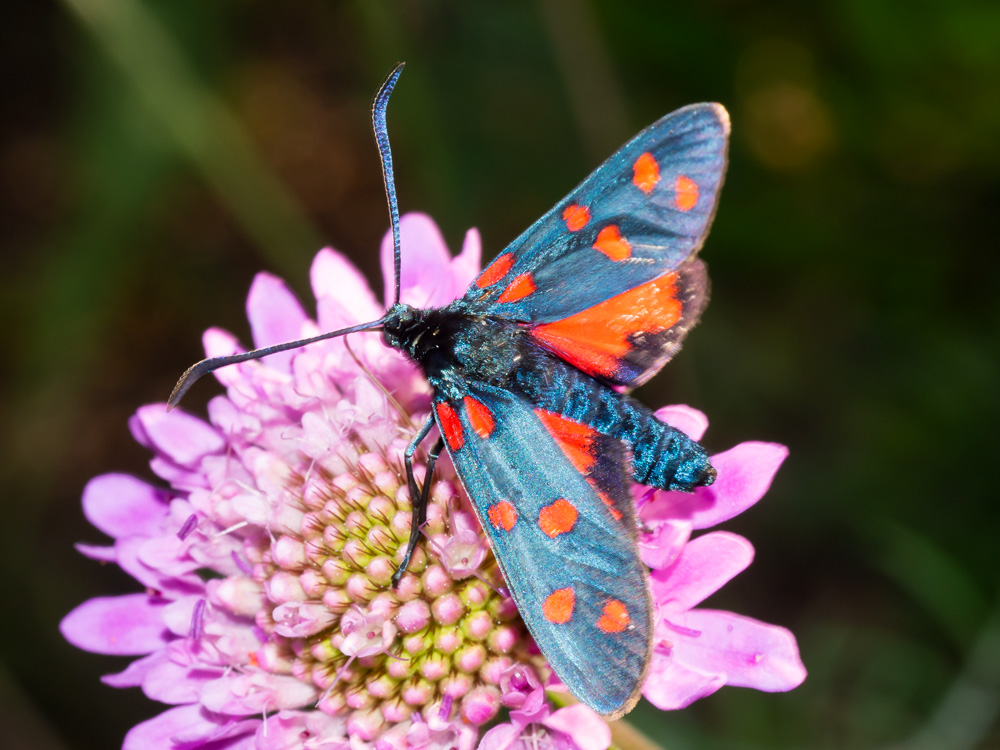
top-left (169, 64), bottom-right (729, 718)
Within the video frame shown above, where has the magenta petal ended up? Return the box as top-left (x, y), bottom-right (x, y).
top-left (131, 405), bottom-right (226, 468)
top-left (639, 519), bottom-right (691, 570)
top-left (382, 213), bottom-right (456, 309)
top-left (311, 247), bottom-right (381, 326)
top-left (82, 474), bottom-right (169, 539)
top-left (654, 404), bottom-right (709, 441)
top-left (544, 705), bottom-right (610, 750)
top-left (61, 594), bottom-right (169, 655)
top-left (651, 532), bottom-right (754, 610)
top-left (643, 653), bottom-right (725, 710)
top-left (670, 609), bottom-right (807, 693)
top-left (102, 651), bottom-right (167, 688)
top-left (691, 442), bottom-right (788, 529)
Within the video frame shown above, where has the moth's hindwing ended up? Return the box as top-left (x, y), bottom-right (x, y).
top-left (432, 387), bottom-right (653, 718)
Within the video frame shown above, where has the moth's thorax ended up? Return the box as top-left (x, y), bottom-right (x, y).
top-left (381, 302), bottom-right (526, 397)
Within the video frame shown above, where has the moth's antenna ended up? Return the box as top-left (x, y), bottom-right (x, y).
top-left (167, 319), bottom-right (383, 409)
top-left (373, 62), bottom-right (405, 306)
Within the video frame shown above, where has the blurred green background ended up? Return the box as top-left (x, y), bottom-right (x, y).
top-left (2, 1), bottom-right (999, 748)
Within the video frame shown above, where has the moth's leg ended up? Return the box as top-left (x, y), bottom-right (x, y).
top-left (393, 418), bottom-right (441, 587)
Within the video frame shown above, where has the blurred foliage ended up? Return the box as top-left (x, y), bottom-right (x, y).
top-left (1, 0), bottom-right (999, 748)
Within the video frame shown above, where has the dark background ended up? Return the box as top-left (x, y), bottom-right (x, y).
top-left (3, 1), bottom-right (999, 748)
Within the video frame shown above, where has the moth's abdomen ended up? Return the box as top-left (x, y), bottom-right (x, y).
top-left (512, 345), bottom-right (714, 492)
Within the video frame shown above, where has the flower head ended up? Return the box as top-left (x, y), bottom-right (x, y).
top-left (62, 214), bottom-right (804, 750)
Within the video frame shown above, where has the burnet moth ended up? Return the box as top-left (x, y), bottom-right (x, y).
top-left (169, 63), bottom-right (729, 718)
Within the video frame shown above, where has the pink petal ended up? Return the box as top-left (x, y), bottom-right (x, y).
top-left (651, 532), bottom-right (754, 611)
top-left (639, 519), bottom-right (691, 570)
top-left (82, 474), bottom-right (170, 539)
top-left (381, 213), bottom-right (459, 309)
top-left (60, 594), bottom-right (170, 655)
top-left (544, 705), bottom-right (611, 750)
top-left (642, 655), bottom-right (725, 710)
top-left (246, 272), bottom-right (308, 373)
top-left (452, 227), bottom-right (482, 291)
top-left (75, 542), bottom-right (117, 561)
top-left (654, 404), bottom-right (709, 441)
top-left (130, 405), bottom-right (226, 467)
top-left (123, 704), bottom-right (259, 750)
top-left (477, 723), bottom-right (522, 750)
top-left (200, 672), bottom-right (316, 715)
top-left (669, 609), bottom-right (807, 693)
top-left (647, 442), bottom-right (788, 529)
top-left (142, 655), bottom-right (212, 704)
top-left (102, 650), bottom-right (166, 688)
top-left (311, 247), bottom-right (381, 326)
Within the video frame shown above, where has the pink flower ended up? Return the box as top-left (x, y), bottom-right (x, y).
top-left (62, 213), bottom-right (804, 750)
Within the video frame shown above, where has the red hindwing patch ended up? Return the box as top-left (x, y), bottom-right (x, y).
top-left (534, 410), bottom-right (596, 475)
top-left (530, 272), bottom-right (683, 380)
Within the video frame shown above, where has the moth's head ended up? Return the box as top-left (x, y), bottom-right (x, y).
top-left (380, 302), bottom-right (424, 351)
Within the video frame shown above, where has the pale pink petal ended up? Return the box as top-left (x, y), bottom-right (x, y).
top-left (123, 704), bottom-right (260, 750)
top-left (543, 705), bottom-right (611, 750)
top-left (669, 609), bottom-right (807, 693)
top-left (642, 655), bottom-right (724, 710)
top-left (246, 272), bottom-right (308, 373)
top-left (256, 710), bottom-right (348, 750)
top-left (102, 651), bottom-right (167, 688)
top-left (115, 536), bottom-right (204, 597)
top-left (60, 594), bottom-right (169, 655)
top-left (477, 723), bottom-right (521, 750)
top-left (654, 405), bottom-right (709, 441)
top-left (452, 227), bottom-right (482, 291)
top-left (382, 213), bottom-right (457, 309)
top-left (130, 405), bottom-right (226, 467)
top-left (82, 474), bottom-right (170, 539)
top-left (646, 442), bottom-right (788, 529)
top-left (75, 542), bottom-right (117, 561)
top-left (142, 655), bottom-right (212, 704)
top-left (200, 672), bottom-right (317, 715)
top-left (311, 247), bottom-right (381, 327)
top-left (651, 531), bottom-right (754, 610)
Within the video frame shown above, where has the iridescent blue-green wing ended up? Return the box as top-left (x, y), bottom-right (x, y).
top-left (431, 386), bottom-right (652, 719)
top-left (462, 104), bottom-right (727, 386)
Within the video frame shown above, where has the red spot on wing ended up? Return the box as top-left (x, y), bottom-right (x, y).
top-left (538, 498), bottom-right (578, 538)
top-left (543, 587), bottom-right (575, 624)
top-left (562, 204), bottom-right (590, 232)
top-left (488, 501), bottom-right (518, 531)
top-left (497, 273), bottom-right (536, 303)
top-left (534, 410), bottom-right (596, 475)
top-left (593, 225), bottom-right (632, 261)
top-left (435, 402), bottom-right (464, 452)
top-left (596, 599), bottom-right (630, 633)
top-left (633, 152), bottom-right (660, 194)
top-left (530, 272), bottom-right (683, 380)
top-left (476, 253), bottom-right (514, 288)
top-left (463, 396), bottom-right (495, 438)
top-left (674, 175), bottom-right (699, 212)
